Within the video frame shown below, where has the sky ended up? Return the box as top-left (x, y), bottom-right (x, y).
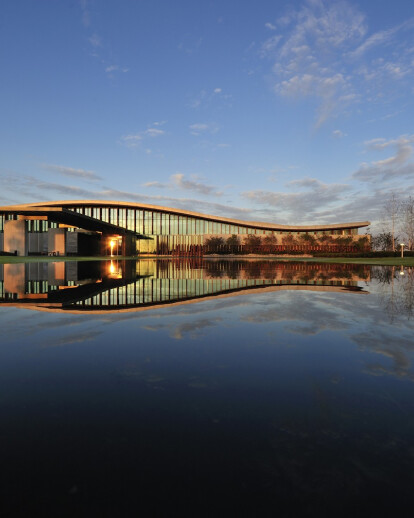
top-left (1, 0), bottom-right (414, 230)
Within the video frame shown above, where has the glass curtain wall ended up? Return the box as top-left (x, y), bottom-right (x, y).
top-left (9, 204), bottom-right (353, 254)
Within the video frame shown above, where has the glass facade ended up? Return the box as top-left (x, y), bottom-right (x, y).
top-left (0, 203), bottom-right (365, 255)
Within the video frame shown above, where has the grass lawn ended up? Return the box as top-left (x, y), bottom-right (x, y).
top-left (0, 255), bottom-right (413, 267)
top-left (277, 256), bottom-right (414, 266)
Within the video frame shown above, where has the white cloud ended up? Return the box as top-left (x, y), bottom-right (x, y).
top-left (189, 123), bottom-right (218, 136)
top-left (145, 128), bottom-right (165, 137)
top-left (265, 22), bottom-right (276, 31)
top-left (260, 34), bottom-right (283, 56)
top-left (120, 124), bottom-right (166, 148)
top-left (120, 134), bottom-right (143, 148)
top-left (349, 23), bottom-right (405, 59)
top-left (89, 33), bottom-right (102, 48)
top-left (332, 129), bottom-right (346, 138)
top-left (213, 88), bottom-right (222, 94)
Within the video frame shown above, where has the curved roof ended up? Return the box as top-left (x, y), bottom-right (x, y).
top-left (0, 200), bottom-right (370, 232)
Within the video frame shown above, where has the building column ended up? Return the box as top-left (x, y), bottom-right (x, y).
top-left (4, 220), bottom-right (27, 255)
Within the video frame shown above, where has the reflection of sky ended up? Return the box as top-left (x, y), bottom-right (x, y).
top-left (1, 266), bottom-right (414, 515)
top-left (0, 268), bottom-right (413, 383)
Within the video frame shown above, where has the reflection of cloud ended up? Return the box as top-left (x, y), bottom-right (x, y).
top-left (42, 331), bottom-right (102, 348)
top-left (243, 292), bottom-right (351, 335)
top-left (353, 331), bottom-right (414, 379)
top-left (171, 318), bottom-right (222, 340)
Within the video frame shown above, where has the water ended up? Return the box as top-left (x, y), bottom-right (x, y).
top-left (0, 259), bottom-right (413, 517)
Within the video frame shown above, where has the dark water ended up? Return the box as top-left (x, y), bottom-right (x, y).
top-left (1, 259), bottom-right (414, 517)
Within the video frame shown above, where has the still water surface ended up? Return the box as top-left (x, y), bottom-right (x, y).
top-left (1, 259), bottom-right (414, 517)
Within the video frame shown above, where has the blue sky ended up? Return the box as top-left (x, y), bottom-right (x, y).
top-left (1, 0), bottom-right (413, 229)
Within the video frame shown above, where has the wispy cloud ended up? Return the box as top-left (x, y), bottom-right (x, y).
top-left (120, 124), bottom-right (166, 149)
top-left (89, 33), bottom-right (102, 48)
top-left (119, 134), bottom-right (142, 148)
top-left (242, 178), bottom-right (352, 224)
top-left (189, 122), bottom-right (218, 136)
top-left (189, 88), bottom-right (231, 109)
top-left (353, 134), bottom-right (414, 183)
top-left (348, 21), bottom-right (409, 59)
top-left (144, 173), bottom-right (222, 196)
top-left (40, 163), bottom-right (101, 181)
top-left (332, 129), bottom-right (346, 138)
top-left (172, 173), bottom-right (221, 195)
top-left (145, 128), bottom-right (165, 137)
top-left (178, 36), bottom-right (203, 54)
top-left (80, 3), bottom-right (128, 76)
top-left (0, 172), bottom-right (248, 220)
top-left (105, 65), bottom-right (129, 75)
top-left (79, 0), bottom-right (90, 28)
top-left (260, 0), bottom-right (414, 127)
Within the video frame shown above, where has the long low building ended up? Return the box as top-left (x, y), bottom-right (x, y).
top-left (0, 200), bottom-right (370, 256)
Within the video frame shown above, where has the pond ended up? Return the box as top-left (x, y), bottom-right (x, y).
top-left (0, 259), bottom-right (413, 517)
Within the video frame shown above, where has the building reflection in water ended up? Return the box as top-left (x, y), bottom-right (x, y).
top-left (0, 259), bottom-right (370, 313)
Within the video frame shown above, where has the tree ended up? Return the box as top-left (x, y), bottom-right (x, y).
top-left (263, 234), bottom-right (277, 245)
top-left (204, 236), bottom-right (225, 253)
top-left (299, 233), bottom-right (316, 247)
top-left (382, 192), bottom-right (401, 252)
top-left (372, 232), bottom-right (395, 251)
top-left (226, 234), bottom-right (240, 253)
top-left (244, 235), bottom-right (262, 253)
top-left (263, 234), bottom-right (277, 252)
top-left (281, 234), bottom-right (297, 247)
top-left (401, 196), bottom-right (414, 250)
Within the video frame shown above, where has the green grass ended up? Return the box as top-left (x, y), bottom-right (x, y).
top-left (0, 255), bottom-right (413, 266)
top-left (275, 256), bottom-right (414, 266)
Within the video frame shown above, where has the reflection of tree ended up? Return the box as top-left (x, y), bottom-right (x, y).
top-left (202, 260), bottom-right (370, 285)
top-left (371, 266), bottom-right (414, 321)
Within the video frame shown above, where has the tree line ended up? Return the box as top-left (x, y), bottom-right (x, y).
top-left (204, 233), bottom-right (369, 254)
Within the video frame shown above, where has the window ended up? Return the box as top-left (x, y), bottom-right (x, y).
top-left (119, 209), bottom-right (126, 228)
top-left (127, 209), bottom-right (135, 231)
top-left (110, 208), bottom-right (118, 225)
